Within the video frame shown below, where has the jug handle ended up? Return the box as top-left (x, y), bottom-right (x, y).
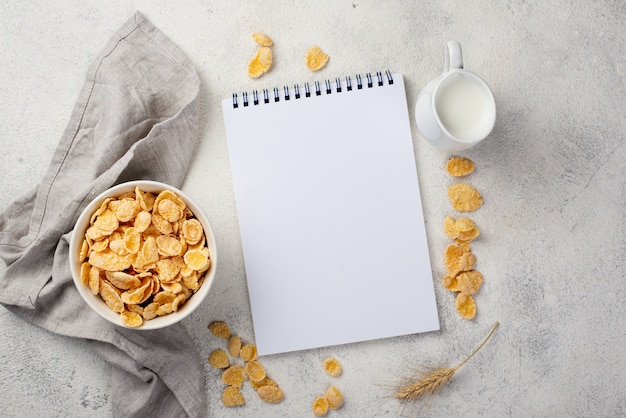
top-left (444, 41), bottom-right (463, 72)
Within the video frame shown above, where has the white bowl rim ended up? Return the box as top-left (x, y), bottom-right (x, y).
top-left (69, 180), bottom-right (217, 330)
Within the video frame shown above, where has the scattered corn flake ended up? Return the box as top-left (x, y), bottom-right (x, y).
top-left (446, 156), bottom-right (475, 177)
top-left (245, 360), bottom-right (266, 382)
top-left (456, 270), bottom-right (483, 296)
top-left (222, 365), bottom-right (248, 388)
top-left (455, 293), bottom-right (477, 320)
top-left (323, 357), bottom-right (342, 377)
top-left (312, 396), bottom-right (330, 417)
top-left (325, 386), bottom-right (343, 410)
top-left (209, 349), bottom-right (231, 369)
top-left (256, 384), bottom-right (284, 404)
top-left (455, 217), bottom-right (475, 232)
top-left (247, 47), bottom-right (273, 78)
top-left (442, 273), bottom-right (460, 292)
top-left (250, 376), bottom-right (278, 390)
top-left (457, 226), bottom-right (480, 242)
top-left (222, 386), bottom-right (246, 407)
top-left (228, 335), bottom-right (242, 357)
top-left (120, 310), bottom-right (143, 327)
top-left (444, 242), bottom-right (475, 275)
top-left (444, 216), bottom-right (480, 242)
top-left (252, 32), bottom-right (273, 47)
top-left (305, 45), bottom-right (330, 71)
top-left (447, 184), bottom-right (483, 212)
top-left (459, 251), bottom-right (477, 271)
top-left (209, 321), bottom-right (232, 339)
top-left (239, 344), bottom-right (258, 362)
top-left (443, 216), bottom-right (458, 239)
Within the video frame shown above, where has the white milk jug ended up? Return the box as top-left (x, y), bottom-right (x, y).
top-left (415, 41), bottom-right (496, 152)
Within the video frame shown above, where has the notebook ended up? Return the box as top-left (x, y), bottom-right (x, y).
top-left (222, 71), bottom-right (439, 356)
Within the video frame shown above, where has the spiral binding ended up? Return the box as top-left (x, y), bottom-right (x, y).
top-left (231, 70), bottom-right (394, 109)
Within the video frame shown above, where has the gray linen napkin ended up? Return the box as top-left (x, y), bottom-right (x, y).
top-left (0, 12), bottom-right (207, 417)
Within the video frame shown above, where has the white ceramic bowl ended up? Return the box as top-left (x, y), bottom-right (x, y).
top-left (69, 180), bottom-right (217, 330)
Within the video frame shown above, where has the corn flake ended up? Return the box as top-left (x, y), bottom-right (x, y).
top-left (208, 321), bottom-right (232, 339)
top-left (80, 262), bottom-right (91, 286)
top-left (100, 280), bottom-right (124, 314)
top-left (250, 376), bottom-right (278, 390)
top-left (133, 211), bottom-right (152, 232)
top-left (446, 156), bottom-right (475, 177)
top-left (142, 302), bottom-right (160, 320)
top-left (247, 47), bottom-right (273, 78)
top-left (228, 335), bottom-right (242, 357)
top-left (93, 209), bottom-right (119, 235)
top-left (88, 266), bottom-right (101, 295)
top-left (184, 249), bottom-right (209, 271)
top-left (182, 219), bottom-right (204, 245)
top-left (444, 242), bottom-right (475, 275)
top-left (456, 270), bottom-right (483, 295)
top-left (455, 293), bottom-right (477, 320)
top-left (239, 344), bottom-right (258, 362)
top-left (442, 273), bottom-right (460, 292)
top-left (105, 271), bottom-right (140, 290)
top-left (325, 386), bottom-right (343, 410)
top-left (120, 310), bottom-right (143, 327)
top-left (323, 357), bottom-right (342, 377)
top-left (256, 385), bottom-right (284, 404)
top-left (222, 386), bottom-right (246, 407)
top-left (312, 396), bottom-right (329, 417)
top-left (447, 184), bottom-right (483, 212)
top-left (222, 365), bottom-right (247, 388)
top-left (305, 45), bottom-right (329, 71)
top-left (157, 199), bottom-right (183, 223)
top-left (156, 235), bottom-right (182, 257)
top-left (209, 349), bottom-right (231, 369)
top-left (252, 32), bottom-right (273, 47)
top-left (114, 198), bottom-right (139, 222)
top-left (245, 360), bottom-right (266, 383)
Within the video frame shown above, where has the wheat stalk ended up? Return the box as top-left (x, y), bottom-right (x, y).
top-left (393, 322), bottom-right (500, 413)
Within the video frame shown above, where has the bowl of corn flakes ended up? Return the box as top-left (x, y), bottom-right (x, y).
top-left (69, 180), bottom-right (217, 329)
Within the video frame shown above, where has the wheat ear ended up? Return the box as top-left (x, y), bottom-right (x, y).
top-left (394, 321), bottom-right (500, 404)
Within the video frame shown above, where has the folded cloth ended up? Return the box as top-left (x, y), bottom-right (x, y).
top-left (0, 12), bottom-right (206, 418)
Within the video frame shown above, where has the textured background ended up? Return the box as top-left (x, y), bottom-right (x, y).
top-left (1, 1), bottom-right (624, 416)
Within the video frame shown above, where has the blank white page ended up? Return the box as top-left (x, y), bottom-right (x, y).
top-left (222, 73), bottom-right (439, 356)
